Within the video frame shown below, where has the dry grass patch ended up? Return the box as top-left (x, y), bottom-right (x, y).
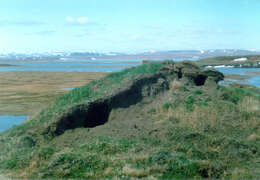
top-left (122, 164), bottom-right (151, 178)
top-left (163, 105), bottom-right (220, 132)
top-left (170, 80), bottom-right (183, 91)
top-left (239, 96), bottom-right (260, 113)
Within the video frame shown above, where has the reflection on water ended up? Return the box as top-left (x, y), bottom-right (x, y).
top-left (60, 87), bottom-right (75, 91)
top-left (217, 68), bottom-right (260, 87)
top-left (0, 58), bottom-right (198, 72)
top-left (0, 60), bottom-right (141, 72)
top-left (0, 66), bottom-right (125, 72)
top-left (0, 115), bottom-right (28, 133)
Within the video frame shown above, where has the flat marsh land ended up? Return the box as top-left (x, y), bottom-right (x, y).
top-left (0, 71), bottom-right (107, 115)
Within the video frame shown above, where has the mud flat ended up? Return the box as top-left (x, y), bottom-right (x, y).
top-left (246, 71), bottom-right (260, 75)
top-left (0, 71), bottom-right (107, 115)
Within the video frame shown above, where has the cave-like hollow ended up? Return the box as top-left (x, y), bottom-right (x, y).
top-left (194, 74), bottom-right (207, 86)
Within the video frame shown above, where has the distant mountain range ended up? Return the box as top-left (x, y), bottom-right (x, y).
top-left (1, 49), bottom-right (260, 61)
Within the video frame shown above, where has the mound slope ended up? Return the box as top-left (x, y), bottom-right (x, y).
top-left (44, 61), bottom-right (223, 137)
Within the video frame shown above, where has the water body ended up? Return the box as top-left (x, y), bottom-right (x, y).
top-left (0, 66), bottom-right (125, 72)
top-left (0, 62), bottom-right (138, 72)
top-left (0, 115), bottom-right (28, 133)
top-left (217, 68), bottom-right (260, 87)
top-left (57, 57), bottom-right (199, 63)
top-left (57, 58), bottom-right (142, 63)
top-left (60, 87), bottom-right (75, 91)
top-left (0, 57), bottom-right (198, 72)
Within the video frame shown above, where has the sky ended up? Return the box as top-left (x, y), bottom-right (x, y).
top-left (0, 0), bottom-right (259, 53)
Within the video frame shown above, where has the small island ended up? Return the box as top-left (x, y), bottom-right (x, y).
top-left (0, 64), bottom-right (17, 67)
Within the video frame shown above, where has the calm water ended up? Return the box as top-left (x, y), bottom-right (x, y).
top-left (0, 115), bottom-right (28, 133)
top-left (0, 62), bottom-right (138, 72)
top-left (0, 58), bottom-right (198, 72)
top-left (60, 87), bottom-right (75, 90)
top-left (0, 66), bottom-right (125, 72)
top-left (217, 68), bottom-right (260, 87)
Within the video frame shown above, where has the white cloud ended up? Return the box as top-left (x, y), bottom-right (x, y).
top-left (66, 16), bottom-right (92, 25)
top-left (66, 16), bottom-right (75, 23)
top-left (77, 17), bottom-right (90, 24)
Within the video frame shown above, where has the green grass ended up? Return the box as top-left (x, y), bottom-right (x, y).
top-left (55, 62), bottom-right (163, 107)
top-left (80, 137), bottom-right (137, 155)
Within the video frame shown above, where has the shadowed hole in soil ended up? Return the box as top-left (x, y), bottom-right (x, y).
top-left (54, 102), bottom-right (111, 135)
top-left (83, 102), bottom-right (111, 128)
top-left (54, 95), bottom-right (142, 135)
top-left (54, 88), bottom-right (145, 135)
top-left (194, 74), bottom-right (207, 86)
top-left (178, 69), bottom-right (183, 79)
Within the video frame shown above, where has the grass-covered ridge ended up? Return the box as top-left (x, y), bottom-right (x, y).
top-left (0, 62), bottom-right (260, 179)
top-left (54, 62), bottom-right (163, 109)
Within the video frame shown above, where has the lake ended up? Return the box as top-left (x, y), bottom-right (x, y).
top-left (0, 61), bottom-right (139, 72)
top-left (0, 115), bottom-right (28, 133)
top-left (217, 68), bottom-right (260, 87)
top-left (0, 57), bottom-right (198, 72)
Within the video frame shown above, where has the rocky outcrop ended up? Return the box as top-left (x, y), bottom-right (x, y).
top-left (43, 61), bottom-right (224, 137)
top-left (159, 60), bottom-right (224, 86)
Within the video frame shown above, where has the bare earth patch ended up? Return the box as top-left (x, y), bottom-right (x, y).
top-left (225, 74), bottom-right (249, 81)
top-left (246, 71), bottom-right (260, 75)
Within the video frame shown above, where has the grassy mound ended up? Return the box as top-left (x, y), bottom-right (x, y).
top-left (0, 62), bottom-right (260, 179)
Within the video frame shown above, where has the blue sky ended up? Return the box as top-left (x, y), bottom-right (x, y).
top-left (0, 0), bottom-right (259, 53)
